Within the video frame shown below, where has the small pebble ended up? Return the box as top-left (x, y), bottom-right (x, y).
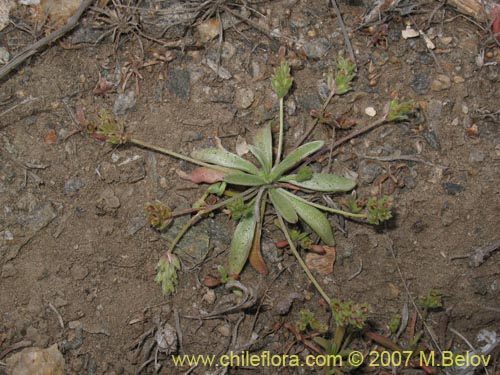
top-left (359, 160), bottom-right (383, 185)
top-left (442, 182), bottom-right (465, 195)
top-left (410, 73), bottom-right (430, 93)
top-left (469, 150), bottom-right (485, 163)
top-left (365, 107), bottom-right (377, 117)
top-left (64, 177), bottom-right (86, 194)
top-left (431, 74), bottom-right (451, 91)
top-left (234, 87), bottom-right (255, 109)
top-left (303, 38), bottom-right (330, 59)
top-left (0, 46), bottom-right (10, 64)
top-left (113, 91), bottom-right (136, 115)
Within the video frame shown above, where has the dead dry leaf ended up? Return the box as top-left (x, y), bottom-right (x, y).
top-left (44, 129), bottom-right (58, 144)
top-left (305, 245), bottom-right (336, 275)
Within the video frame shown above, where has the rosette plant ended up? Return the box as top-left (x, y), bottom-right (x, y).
top-left (92, 59), bottom-right (408, 298)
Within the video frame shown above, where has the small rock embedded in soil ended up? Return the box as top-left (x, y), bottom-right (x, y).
top-left (70, 264), bottom-right (89, 280)
top-left (431, 74), bottom-right (451, 91)
top-left (6, 344), bottom-right (65, 375)
top-left (234, 87), bottom-right (255, 109)
top-left (423, 128), bottom-right (441, 150)
top-left (17, 202), bottom-right (57, 233)
top-left (64, 177), bottom-right (86, 194)
top-left (359, 160), bottom-right (383, 185)
top-left (0, 46), bottom-right (10, 63)
top-left (167, 69), bottom-right (190, 101)
top-left (469, 150), bottom-right (485, 163)
top-left (113, 91), bottom-right (136, 115)
top-left (303, 38), bottom-right (330, 59)
top-left (442, 182), bottom-right (465, 195)
top-left (1, 262), bottom-right (16, 278)
top-left (410, 73), bottom-right (430, 93)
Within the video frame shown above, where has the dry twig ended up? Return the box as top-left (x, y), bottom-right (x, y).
top-left (0, 0), bottom-right (94, 80)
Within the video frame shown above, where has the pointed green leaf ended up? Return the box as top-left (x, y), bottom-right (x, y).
top-left (228, 212), bottom-right (257, 275)
top-left (224, 172), bottom-right (267, 186)
top-left (192, 148), bottom-right (259, 175)
top-left (269, 188), bottom-right (298, 224)
top-left (286, 193), bottom-right (335, 246)
top-left (249, 123), bottom-right (273, 174)
top-left (281, 173), bottom-right (356, 193)
top-left (270, 141), bottom-right (324, 180)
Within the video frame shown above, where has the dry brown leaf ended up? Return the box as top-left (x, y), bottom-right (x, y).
top-left (44, 129), bottom-right (58, 144)
top-left (176, 167), bottom-right (225, 184)
top-left (305, 245), bottom-right (336, 275)
top-left (197, 18), bottom-right (221, 43)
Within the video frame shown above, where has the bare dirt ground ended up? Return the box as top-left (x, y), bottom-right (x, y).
top-left (0, 0), bottom-right (499, 374)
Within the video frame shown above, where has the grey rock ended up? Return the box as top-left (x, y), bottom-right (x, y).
top-left (431, 74), bottom-right (452, 91)
top-left (423, 128), bottom-right (441, 150)
top-left (234, 87), bottom-right (255, 109)
top-left (469, 150), bottom-right (485, 163)
top-left (128, 216), bottom-right (147, 236)
top-left (410, 73), bottom-right (430, 93)
top-left (17, 202), bottom-right (57, 233)
top-left (303, 38), bottom-right (330, 59)
top-left (442, 182), bottom-right (465, 195)
top-left (70, 264), bottom-right (89, 280)
top-left (5, 344), bottom-right (65, 375)
top-left (317, 81), bottom-right (330, 102)
top-left (167, 69), bottom-right (190, 100)
top-left (68, 25), bottom-right (103, 44)
top-left (182, 131), bottom-right (203, 142)
top-left (113, 91), bottom-right (136, 115)
top-left (64, 177), bottom-right (86, 194)
top-left (118, 156), bottom-right (146, 183)
top-left (0, 46), bottom-right (9, 64)
top-left (359, 160), bottom-right (383, 185)
top-left (205, 58), bottom-right (232, 79)
top-left (472, 279), bottom-right (488, 296)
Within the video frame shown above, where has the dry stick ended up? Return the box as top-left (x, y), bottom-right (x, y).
top-left (330, 0), bottom-right (356, 64)
top-left (308, 116), bottom-right (387, 163)
top-left (0, 0), bottom-right (94, 80)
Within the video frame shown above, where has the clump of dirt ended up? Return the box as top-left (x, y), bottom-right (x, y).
top-left (1, 0), bottom-right (499, 374)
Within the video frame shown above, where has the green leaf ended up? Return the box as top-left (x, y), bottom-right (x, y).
top-left (270, 141), bottom-right (324, 180)
top-left (286, 193), bottom-right (335, 246)
top-left (387, 98), bottom-right (415, 122)
top-left (192, 148), bottom-right (259, 175)
top-left (228, 212), bottom-right (257, 275)
top-left (269, 188), bottom-right (298, 224)
top-left (224, 172), bottom-right (267, 186)
top-left (249, 123), bottom-right (273, 174)
top-left (281, 173), bottom-right (356, 193)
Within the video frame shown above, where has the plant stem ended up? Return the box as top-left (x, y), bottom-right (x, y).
top-left (293, 87), bottom-right (337, 149)
top-left (129, 137), bottom-right (229, 173)
top-left (280, 189), bottom-right (367, 219)
top-left (277, 214), bottom-right (332, 305)
top-left (167, 188), bottom-right (258, 253)
top-left (168, 211), bottom-right (204, 253)
top-left (275, 97), bottom-right (285, 166)
top-left (310, 116), bottom-right (388, 163)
